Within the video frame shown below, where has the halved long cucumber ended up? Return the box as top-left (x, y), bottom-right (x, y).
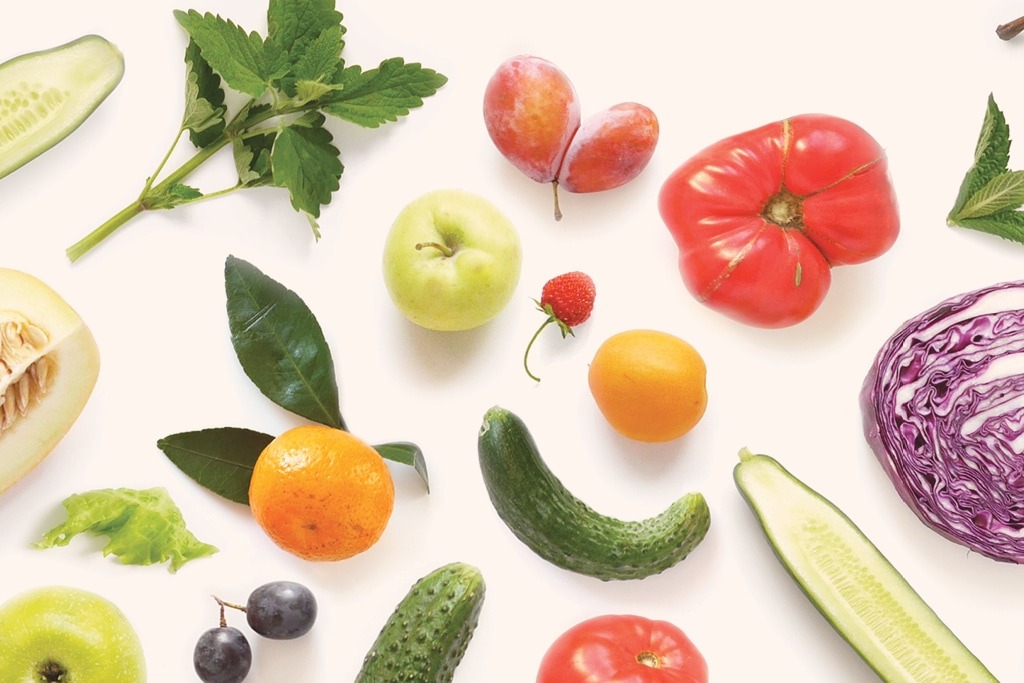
top-left (0, 35), bottom-right (124, 180)
top-left (734, 449), bottom-right (997, 682)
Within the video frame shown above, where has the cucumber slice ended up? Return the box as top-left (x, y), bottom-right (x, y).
top-left (0, 35), bottom-right (124, 180)
top-left (734, 449), bottom-right (997, 682)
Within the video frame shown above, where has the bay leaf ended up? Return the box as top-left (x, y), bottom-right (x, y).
top-left (157, 427), bottom-right (274, 505)
top-left (224, 255), bottom-right (345, 429)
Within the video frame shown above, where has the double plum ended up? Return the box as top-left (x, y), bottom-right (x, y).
top-left (483, 55), bottom-right (658, 219)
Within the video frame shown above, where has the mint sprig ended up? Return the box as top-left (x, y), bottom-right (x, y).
top-left (947, 94), bottom-right (1024, 244)
top-left (67, 0), bottom-right (447, 262)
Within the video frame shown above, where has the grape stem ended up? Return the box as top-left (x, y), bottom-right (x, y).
top-left (213, 595), bottom-right (247, 626)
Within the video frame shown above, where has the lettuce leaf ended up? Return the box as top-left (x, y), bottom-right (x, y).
top-left (36, 487), bottom-right (218, 573)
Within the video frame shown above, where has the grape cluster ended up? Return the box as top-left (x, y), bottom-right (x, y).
top-left (193, 580), bottom-right (318, 683)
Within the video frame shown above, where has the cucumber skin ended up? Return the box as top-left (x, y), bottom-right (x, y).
top-left (734, 451), bottom-right (998, 683)
top-left (477, 405), bottom-right (710, 581)
top-left (0, 35), bottom-right (124, 180)
top-left (355, 562), bottom-right (485, 683)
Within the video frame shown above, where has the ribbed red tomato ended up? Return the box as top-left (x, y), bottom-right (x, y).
top-left (536, 614), bottom-right (708, 683)
top-left (658, 114), bottom-right (899, 328)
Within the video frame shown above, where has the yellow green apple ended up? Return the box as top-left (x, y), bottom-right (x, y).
top-left (0, 585), bottom-right (146, 683)
top-left (382, 189), bottom-right (523, 331)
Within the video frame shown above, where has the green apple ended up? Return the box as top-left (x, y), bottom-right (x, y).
top-left (0, 585), bottom-right (146, 683)
top-left (382, 189), bottom-right (523, 331)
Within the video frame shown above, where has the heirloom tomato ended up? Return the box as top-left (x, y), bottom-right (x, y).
top-left (658, 114), bottom-right (899, 328)
top-left (537, 614), bottom-right (708, 683)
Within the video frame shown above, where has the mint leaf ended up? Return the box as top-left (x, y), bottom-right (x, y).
top-left (949, 94), bottom-right (1012, 219)
top-left (147, 183), bottom-right (204, 209)
top-left (265, 0), bottom-right (344, 91)
top-left (182, 38), bottom-right (225, 147)
top-left (323, 58), bottom-right (449, 128)
top-left (36, 487), bottom-right (218, 573)
top-left (174, 10), bottom-right (271, 98)
top-left (955, 211), bottom-right (1024, 243)
top-left (955, 171), bottom-right (1024, 220)
top-left (271, 112), bottom-right (343, 217)
top-left (233, 133), bottom-right (276, 187)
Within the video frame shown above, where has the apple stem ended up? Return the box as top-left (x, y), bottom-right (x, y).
top-left (415, 241), bottom-right (454, 258)
top-left (552, 181), bottom-right (563, 221)
top-left (997, 14), bottom-right (1024, 40)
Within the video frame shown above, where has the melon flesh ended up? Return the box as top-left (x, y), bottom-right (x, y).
top-left (0, 269), bottom-right (99, 494)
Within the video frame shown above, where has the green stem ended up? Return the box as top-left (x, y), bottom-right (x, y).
top-left (66, 136), bottom-right (231, 262)
top-left (141, 128), bottom-right (185, 198)
top-left (523, 317), bottom-right (554, 382)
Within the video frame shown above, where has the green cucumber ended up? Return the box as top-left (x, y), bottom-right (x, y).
top-left (477, 405), bottom-right (710, 581)
top-left (734, 449), bottom-right (997, 682)
top-left (355, 562), bottom-right (485, 683)
top-left (0, 35), bottom-right (124, 180)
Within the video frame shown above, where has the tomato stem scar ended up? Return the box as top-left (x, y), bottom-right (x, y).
top-left (636, 650), bottom-right (661, 668)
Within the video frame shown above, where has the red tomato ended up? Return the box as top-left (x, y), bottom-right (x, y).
top-left (536, 614), bottom-right (708, 683)
top-left (658, 114), bottom-right (899, 328)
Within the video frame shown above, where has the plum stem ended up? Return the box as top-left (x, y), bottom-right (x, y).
top-left (552, 181), bottom-right (563, 221)
top-left (997, 15), bottom-right (1024, 40)
top-left (415, 241), bottom-right (455, 257)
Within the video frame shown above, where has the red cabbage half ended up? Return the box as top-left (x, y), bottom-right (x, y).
top-left (861, 280), bottom-right (1024, 563)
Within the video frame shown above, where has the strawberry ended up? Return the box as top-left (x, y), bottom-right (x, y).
top-left (524, 271), bottom-right (596, 381)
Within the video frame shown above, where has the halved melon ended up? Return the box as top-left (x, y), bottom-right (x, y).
top-left (0, 269), bottom-right (99, 494)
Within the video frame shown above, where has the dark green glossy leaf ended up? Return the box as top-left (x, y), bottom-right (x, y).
top-left (224, 255), bottom-right (345, 429)
top-left (157, 427), bottom-right (274, 505)
top-left (373, 441), bottom-right (429, 492)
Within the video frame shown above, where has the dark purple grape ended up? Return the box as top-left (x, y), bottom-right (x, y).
top-left (245, 580), bottom-right (317, 639)
top-left (193, 626), bottom-right (252, 683)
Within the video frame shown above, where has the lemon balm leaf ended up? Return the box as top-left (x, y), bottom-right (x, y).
top-left (225, 255), bottom-right (345, 429)
top-left (158, 427), bottom-right (275, 504)
top-left (35, 487), bottom-right (218, 573)
top-left (323, 58), bottom-right (449, 128)
top-left (174, 10), bottom-right (271, 98)
top-left (271, 112), bottom-right (343, 218)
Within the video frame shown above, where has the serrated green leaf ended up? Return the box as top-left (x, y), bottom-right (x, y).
top-left (953, 170), bottom-right (1024, 220)
top-left (949, 94), bottom-right (1012, 218)
top-left (183, 38), bottom-right (226, 148)
top-left (373, 441), bottom-right (430, 492)
top-left (233, 133), bottom-right (276, 187)
top-left (174, 10), bottom-right (271, 98)
top-left (147, 183), bottom-right (204, 210)
top-left (266, 0), bottom-right (344, 59)
top-left (224, 255), bottom-right (344, 428)
top-left (323, 58), bottom-right (448, 128)
top-left (271, 113), bottom-right (343, 217)
top-left (36, 487), bottom-right (218, 573)
top-left (157, 427), bottom-right (274, 505)
top-left (953, 210), bottom-right (1024, 245)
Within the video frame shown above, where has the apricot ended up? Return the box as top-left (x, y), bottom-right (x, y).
top-left (0, 269), bottom-right (99, 494)
top-left (483, 55), bottom-right (580, 184)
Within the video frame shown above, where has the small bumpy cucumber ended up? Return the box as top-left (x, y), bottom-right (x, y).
top-left (355, 562), bottom-right (485, 683)
top-left (0, 35), bottom-right (124, 180)
top-left (734, 449), bottom-right (997, 682)
top-left (477, 405), bottom-right (710, 581)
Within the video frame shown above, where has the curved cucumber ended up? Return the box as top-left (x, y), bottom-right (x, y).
top-left (477, 405), bottom-right (710, 581)
top-left (355, 562), bottom-right (485, 683)
top-left (0, 35), bottom-right (124, 180)
top-left (734, 449), bottom-right (997, 682)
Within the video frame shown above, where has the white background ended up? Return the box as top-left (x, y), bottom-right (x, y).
top-left (3, 1), bottom-right (1024, 681)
